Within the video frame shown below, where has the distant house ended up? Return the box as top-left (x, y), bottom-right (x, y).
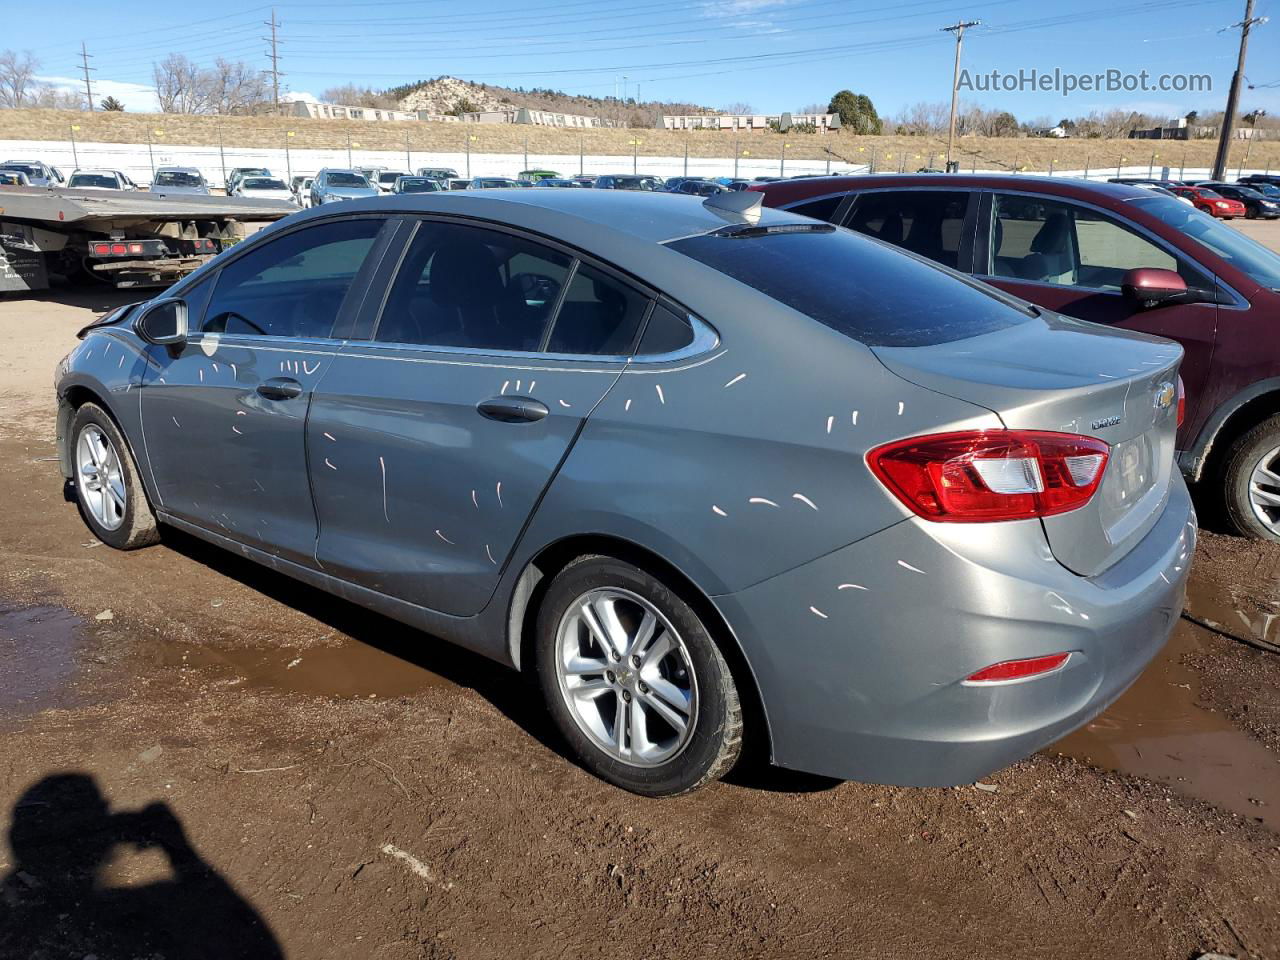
top-left (1040, 125), bottom-right (1070, 138)
top-left (438, 108), bottom-right (618, 128)
top-left (657, 112), bottom-right (842, 134)
top-left (289, 101), bottom-right (419, 122)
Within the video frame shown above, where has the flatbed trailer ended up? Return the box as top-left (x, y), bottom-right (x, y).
top-left (0, 186), bottom-right (298, 292)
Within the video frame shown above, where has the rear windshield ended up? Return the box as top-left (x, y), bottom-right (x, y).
top-left (327, 173), bottom-right (369, 187)
top-left (669, 225), bottom-right (1033, 347)
top-left (244, 178), bottom-right (287, 190)
top-left (155, 171), bottom-right (203, 186)
top-left (69, 174), bottom-right (119, 188)
top-left (398, 179), bottom-right (437, 192)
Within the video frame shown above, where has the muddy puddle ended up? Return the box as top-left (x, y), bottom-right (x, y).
top-left (0, 605), bottom-right (86, 724)
top-left (150, 634), bottom-right (457, 700)
top-left (1052, 573), bottom-right (1280, 830)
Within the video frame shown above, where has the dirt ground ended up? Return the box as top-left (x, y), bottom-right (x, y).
top-left (3, 233), bottom-right (1280, 959)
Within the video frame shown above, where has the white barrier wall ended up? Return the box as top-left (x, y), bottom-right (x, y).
top-left (2, 138), bottom-right (1273, 188)
top-left (0, 138), bottom-right (843, 186)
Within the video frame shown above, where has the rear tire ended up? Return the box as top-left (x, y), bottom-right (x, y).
top-left (70, 403), bottom-right (160, 550)
top-left (1222, 413), bottom-right (1280, 542)
top-left (535, 555), bottom-right (742, 796)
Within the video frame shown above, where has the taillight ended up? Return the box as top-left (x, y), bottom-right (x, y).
top-left (964, 653), bottom-right (1071, 684)
top-left (867, 430), bottom-right (1110, 522)
top-left (128, 242), bottom-right (143, 254)
top-left (92, 242), bottom-right (110, 255)
top-left (1176, 376), bottom-right (1185, 428)
top-left (110, 242), bottom-right (126, 255)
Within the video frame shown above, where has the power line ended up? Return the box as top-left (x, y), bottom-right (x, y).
top-left (79, 41), bottom-right (96, 112)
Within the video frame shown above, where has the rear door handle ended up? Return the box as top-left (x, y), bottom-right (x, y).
top-left (257, 377), bottom-right (303, 400)
top-left (477, 396), bottom-right (549, 423)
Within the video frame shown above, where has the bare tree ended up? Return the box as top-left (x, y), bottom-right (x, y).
top-left (208, 59), bottom-right (268, 114)
top-left (0, 49), bottom-right (38, 108)
top-left (152, 53), bottom-right (213, 114)
top-left (797, 103), bottom-right (828, 116)
top-left (31, 84), bottom-right (83, 110)
top-left (893, 101), bottom-right (949, 135)
top-left (721, 101), bottom-right (755, 115)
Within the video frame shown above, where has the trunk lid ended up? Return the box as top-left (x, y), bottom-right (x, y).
top-left (873, 311), bottom-right (1182, 577)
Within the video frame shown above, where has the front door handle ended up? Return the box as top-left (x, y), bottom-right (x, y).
top-left (477, 396), bottom-right (549, 423)
top-left (257, 377), bottom-right (303, 400)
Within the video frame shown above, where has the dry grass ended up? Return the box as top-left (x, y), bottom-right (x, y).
top-left (2, 108), bottom-right (1278, 173)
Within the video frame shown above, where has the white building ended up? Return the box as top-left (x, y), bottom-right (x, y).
top-left (289, 101), bottom-right (420, 122)
top-left (659, 112), bottom-right (842, 134)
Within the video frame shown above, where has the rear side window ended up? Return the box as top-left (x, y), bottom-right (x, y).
top-left (845, 191), bottom-right (969, 269)
top-left (375, 220), bottom-right (572, 352)
top-left (788, 195), bottom-right (842, 222)
top-left (668, 227), bottom-right (1031, 348)
top-left (637, 304), bottom-right (695, 355)
top-left (544, 263), bottom-right (649, 355)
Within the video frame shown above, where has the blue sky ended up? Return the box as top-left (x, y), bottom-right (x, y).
top-left (10, 0), bottom-right (1279, 121)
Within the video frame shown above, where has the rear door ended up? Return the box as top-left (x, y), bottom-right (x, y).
top-left (975, 191), bottom-right (1218, 433)
top-left (308, 217), bottom-right (653, 617)
top-left (139, 216), bottom-right (391, 564)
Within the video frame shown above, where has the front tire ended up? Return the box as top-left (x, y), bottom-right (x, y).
top-left (70, 403), bottom-right (160, 550)
top-left (535, 556), bottom-right (742, 796)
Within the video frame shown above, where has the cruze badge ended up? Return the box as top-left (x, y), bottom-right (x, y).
top-left (1154, 381), bottom-right (1176, 411)
top-left (1091, 415), bottom-right (1122, 430)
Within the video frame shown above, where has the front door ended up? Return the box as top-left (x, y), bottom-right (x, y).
top-left (977, 191), bottom-right (1219, 436)
top-left (139, 216), bottom-right (388, 564)
top-left (310, 217), bottom-right (653, 617)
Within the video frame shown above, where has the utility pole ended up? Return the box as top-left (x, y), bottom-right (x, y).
top-left (263, 8), bottom-right (284, 115)
top-left (79, 42), bottom-right (96, 112)
top-left (1212, 0), bottom-right (1266, 180)
top-left (941, 20), bottom-right (980, 171)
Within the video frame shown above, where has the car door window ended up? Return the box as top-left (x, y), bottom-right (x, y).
top-left (543, 263), bottom-right (649, 355)
top-left (845, 191), bottom-right (968, 268)
top-left (202, 218), bottom-right (384, 338)
top-left (375, 220), bottom-right (571, 352)
top-left (989, 194), bottom-right (1210, 292)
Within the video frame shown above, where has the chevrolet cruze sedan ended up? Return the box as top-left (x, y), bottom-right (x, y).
top-left (55, 190), bottom-right (1193, 796)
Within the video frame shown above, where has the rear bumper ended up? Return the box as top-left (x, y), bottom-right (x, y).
top-left (713, 477), bottom-right (1195, 786)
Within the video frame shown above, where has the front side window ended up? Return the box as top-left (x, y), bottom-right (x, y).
top-left (788, 195), bottom-right (842, 223)
top-left (989, 194), bottom-right (1209, 292)
top-left (375, 221), bottom-right (572, 352)
top-left (1132, 194), bottom-right (1280, 291)
top-left (201, 218), bottom-right (384, 338)
top-left (845, 190), bottom-right (969, 269)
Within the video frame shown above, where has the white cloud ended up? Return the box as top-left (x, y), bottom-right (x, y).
top-left (36, 74), bottom-right (161, 113)
top-left (282, 90), bottom-right (319, 103)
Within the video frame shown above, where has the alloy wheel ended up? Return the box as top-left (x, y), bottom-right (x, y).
top-left (554, 587), bottom-right (698, 767)
top-left (76, 424), bottom-right (126, 531)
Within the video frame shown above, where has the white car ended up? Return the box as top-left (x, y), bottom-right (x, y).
top-left (294, 176), bottom-right (315, 207)
top-left (232, 176), bottom-right (298, 204)
top-left (374, 170), bottom-right (410, 193)
top-left (67, 169), bottom-right (132, 191)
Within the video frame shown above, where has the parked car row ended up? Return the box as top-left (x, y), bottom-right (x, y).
top-left (1109, 175), bottom-right (1280, 219)
top-left (58, 184), bottom-right (1202, 798)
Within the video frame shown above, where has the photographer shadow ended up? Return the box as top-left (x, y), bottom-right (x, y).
top-left (0, 773), bottom-right (282, 960)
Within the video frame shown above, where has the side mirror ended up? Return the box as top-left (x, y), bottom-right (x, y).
top-left (136, 298), bottom-right (188, 346)
top-left (1121, 267), bottom-right (1188, 307)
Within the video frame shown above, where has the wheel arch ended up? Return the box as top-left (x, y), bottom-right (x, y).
top-left (58, 382), bottom-right (149, 502)
top-left (1184, 378), bottom-right (1280, 485)
top-left (506, 533), bottom-right (774, 761)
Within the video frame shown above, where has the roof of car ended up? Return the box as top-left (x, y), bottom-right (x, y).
top-left (286, 187), bottom-right (811, 244)
top-left (751, 173), bottom-right (1157, 204)
top-left (70, 169), bottom-right (120, 177)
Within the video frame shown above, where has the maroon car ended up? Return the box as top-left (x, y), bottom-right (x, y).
top-left (754, 175), bottom-right (1280, 540)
